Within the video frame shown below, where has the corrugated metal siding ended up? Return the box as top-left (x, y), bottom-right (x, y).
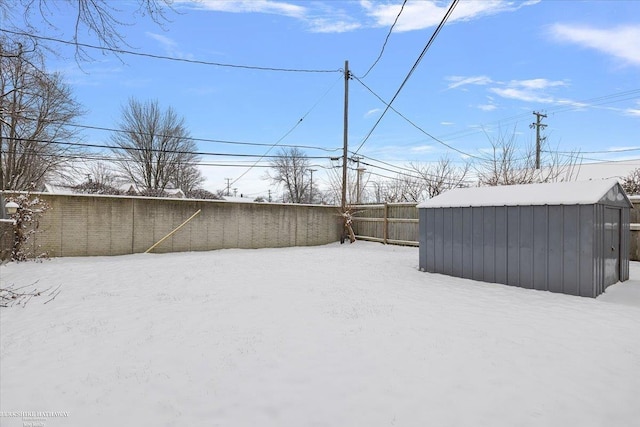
top-left (419, 203), bottom-right (628, 298)
top-left (532, 205), bottom-right (548, 291)
top-left (594, 204), bottom-right (604, 297)
top-left (621, 207), bottom-right (630, 281)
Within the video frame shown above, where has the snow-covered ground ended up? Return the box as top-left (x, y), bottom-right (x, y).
top-left (1, 242), bottom-right (639, 427)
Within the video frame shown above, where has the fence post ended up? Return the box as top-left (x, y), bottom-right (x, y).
top-left (383, 202), bottom-right (389, 245)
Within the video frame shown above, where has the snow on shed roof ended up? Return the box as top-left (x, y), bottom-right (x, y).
top-left (418, 179), bottom-right (630, 208)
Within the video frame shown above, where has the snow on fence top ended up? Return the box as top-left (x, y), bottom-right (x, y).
top-left (418, 178), bottom-right (630, 208)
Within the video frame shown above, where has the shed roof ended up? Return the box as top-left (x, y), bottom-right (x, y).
top-left (418, 179), bottom-right (631, 208)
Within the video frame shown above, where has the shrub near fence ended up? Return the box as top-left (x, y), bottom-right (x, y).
top-left (1, 192), bottom-right (343, 257)
top-left (351, 203), bottom-right (419, 246)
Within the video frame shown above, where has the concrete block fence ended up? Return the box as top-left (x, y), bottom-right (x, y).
top-left (1, 192), bottom-right (343, 257)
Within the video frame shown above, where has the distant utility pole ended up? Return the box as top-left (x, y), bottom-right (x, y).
top-left (225, 178), bottom-right (232, 196)
top-left (530, 111), bottom-right (547, 169)
top-left (268, 189), bottom-right (272, 202)
top-left (309, 169), bottom-right (317, 203)
top-left (352, 156), bottom-right (365, 204)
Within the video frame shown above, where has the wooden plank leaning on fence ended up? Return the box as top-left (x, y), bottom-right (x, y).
top-left (145, 209), bottom-right (202, 253)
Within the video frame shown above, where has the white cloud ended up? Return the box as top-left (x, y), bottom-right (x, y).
top-left (361, 0), bottom-right (539, 32)
top-left (365, 108), bottom-right (381, 118)
top-left (489, 78), bottom-right (568, 104)
top-left (549, 24), bottom-right (640, 67)
top-left (189, 0), bottom-right (306, 19)
top-left (625, 108), bottom-right (640, 117)
top-left (513, 78), bottom-right (566, 90)
top-left (182, 0), bottom-right (363, 33)
top-left (490, 87), bottom-right (553, 103)
top-left (410, 145), bottom-right (434, 153)
top-left (191, 0), bottom-right (540, 34)
top-left (440, 121), bottom-right (455, 126)
top-left (446, 75), bottom-right (493, 90)
top-left (309, 18), bottom-right (361, 33)
top-left (181, 0), bottom-right (539, 35)
top-left (478, 104), bottom-right (497, 111)
top-left (146, 32), bottom-right (193, 60)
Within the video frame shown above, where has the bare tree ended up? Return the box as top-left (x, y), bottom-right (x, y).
top-left (475, 128), bottom-right (580, 186)
top-left (622, 168), bottom-right (640, 195)
top-left (362, 157), bottom-right (469, 203)
top-left (184, 188), bottom-right (221, 200)
top-left (267, 147), bottom-right (313, 203)
top-left (70, 161), bottom-right (122, 195)
top-left (171, 163), bottom-right (205, 195)
top-left (325, 161), bottom-right (371, 205)
top-left (110, 98), bottom-right (202, 193)
top-left (0, 37), bottom-right (84, 190)
top-left (410, 156), bottom-right (470, 198)
top-left (85, 160), bottom-right (119, 188)
top-left (1, 0), bottom-right (174, 61)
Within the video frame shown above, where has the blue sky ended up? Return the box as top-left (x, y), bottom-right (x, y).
top-left (6, 0), bottom-right (640, 199)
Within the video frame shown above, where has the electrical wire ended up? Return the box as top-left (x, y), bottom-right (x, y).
top-left (352, 75), bottom-right (485, 160)
top-left (555, 152), bottom-right (640, 165)
top-left (0, 28), bottom-right (342, 74)
top-left (545, 147), bottom-right (640, 155)
top-left (11, 114), bottom-right (343, 153)
top-left (0, 149), bottom-right (278, 168)
top-left (230, 73), bottom-right (344, 187)
top-left (435, 88), bottom-right (640, 143)
top-left (353, 153), bottom-right (474, 184)
top-left (0, 136), bottom-right (334, 159)
top-left (359, 0), bottom-right (407, 79)
top-left (353, 0), bottom-right (459, 156)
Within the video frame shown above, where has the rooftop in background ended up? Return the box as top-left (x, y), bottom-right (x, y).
top-left (573, 159), bottom-right (640, 182)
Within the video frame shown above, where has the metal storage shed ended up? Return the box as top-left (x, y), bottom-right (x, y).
top-left (418, 179), bottom-right (631, 297)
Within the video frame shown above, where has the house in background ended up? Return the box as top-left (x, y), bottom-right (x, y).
top-left (117, 183), bottom-right (185, 198)
top-left (42, 182), bottom-right (185, 198)
top-left (418, 179), bottom-right (631, 298)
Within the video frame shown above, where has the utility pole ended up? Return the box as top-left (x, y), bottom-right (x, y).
top-left (341, 60), bottom-right (350, 243)
top-left (309, 169), bottom-right (316, 203)
top-left (268, 189), bottom-right (272, 203)
top-left (341, 60), bottom-right (349, 214)
top-left (225, 178), bottom-right (232, 196)
top-left (531, 111), bottom-right (547, 169)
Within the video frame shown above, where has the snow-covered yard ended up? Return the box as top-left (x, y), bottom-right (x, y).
top-left (1, 242), bottom-right (639, 427)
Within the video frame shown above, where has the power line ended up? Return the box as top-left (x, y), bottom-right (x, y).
top-left (433, 88), bottom-right (640, 143)
top-left (353, 0), bottom-right (459, 156)
top-left (1, 136), bottom-right (334, 159)
top-left (359, 0), bottom-right (407, 79)
top-left (0, 28), bottom-right (342, 74)
top-left (0, 149), bottom-right (278, 168)
top-left (554, 152), bottom-right (640, 164)
top-left (352, 75), bottom-right (485, 160)
top-left (11, 114), bottom-right (343, 153)
top-left (230, 73), bottom-right (344, 187)
top-left (546, 147), bottom-right (640, 155)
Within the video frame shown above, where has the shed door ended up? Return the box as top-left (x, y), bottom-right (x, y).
top-left (604, 207), bottom-right (621, 286)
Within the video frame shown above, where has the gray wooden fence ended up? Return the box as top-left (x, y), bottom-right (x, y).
top-left (351, 202), bottom-right (419, 246)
